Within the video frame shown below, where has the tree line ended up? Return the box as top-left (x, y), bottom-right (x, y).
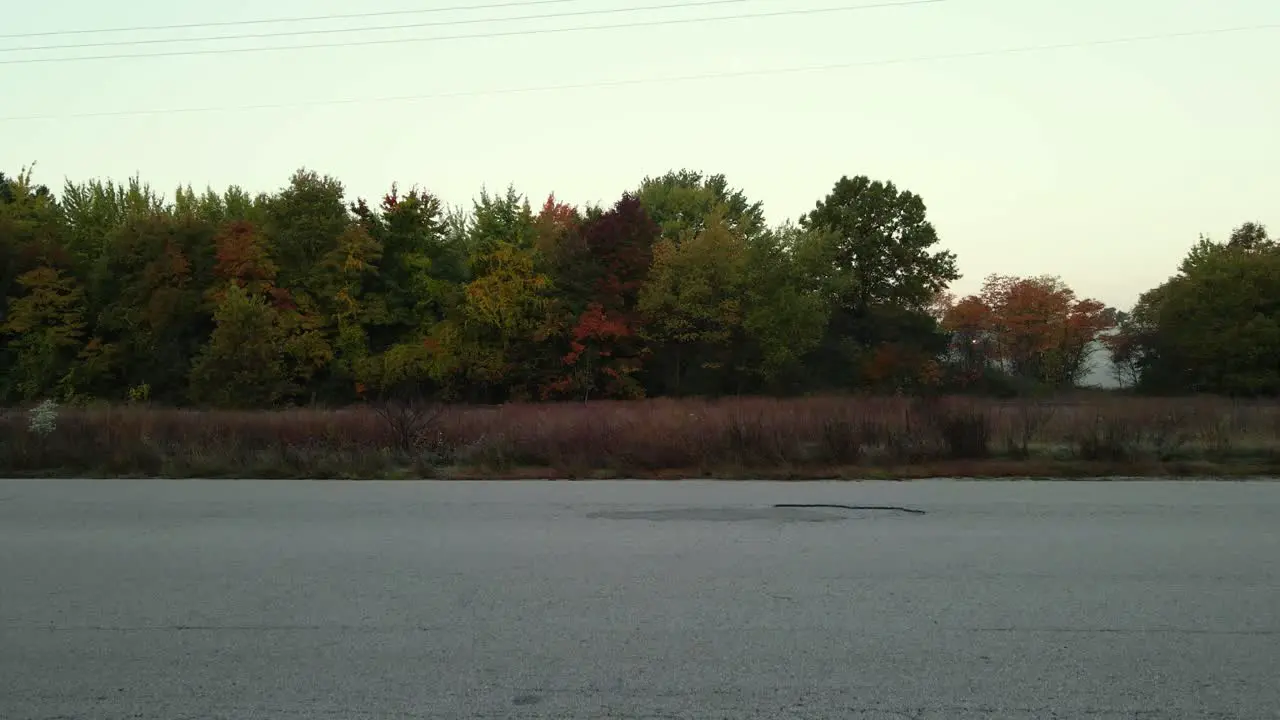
top-left (0, 166), bottom-right (1273, 407)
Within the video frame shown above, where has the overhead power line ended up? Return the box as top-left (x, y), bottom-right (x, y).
top-left (0, 0), bottom-right (947, 65)
top-left (3, 0), bottom-right (771, 53)
top-left (3, 22), bottom-right (1275, 123)
top-left (0, 0), bottom-right (584, 39)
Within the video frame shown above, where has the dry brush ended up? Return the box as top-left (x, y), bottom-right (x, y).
top-left (1, 395), bottom-right (1277, 478)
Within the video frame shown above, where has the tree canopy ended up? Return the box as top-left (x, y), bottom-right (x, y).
top-left (1105, 223), bottom-right (1279, 396)
top-left (0, 165), bottom-right (1269, 406)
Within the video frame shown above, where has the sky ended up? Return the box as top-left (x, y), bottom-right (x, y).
top-left (2, 0), bottom-right (1277, 312)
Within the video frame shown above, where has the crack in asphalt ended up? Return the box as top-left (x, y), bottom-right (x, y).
top-left (773, 503), bottom-right (927, 514)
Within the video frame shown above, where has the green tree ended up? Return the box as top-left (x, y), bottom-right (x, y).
top-left (738, 223), bottom-right (832, 391)
top-left (801, 175), bottom-right (958, 312)
top-left (1114, 223), bottom-right (1280, 395)
top-left (466, 186), bottom-right (538, 254)
top-left (316, 223), bottom-right (385, 396)
top-left (354, 186), bottom-right (463, 349)
top-left (450, 242), bottom-right (554, 400)
top-left (82, 214), bottom-right (217, 402)
top-left (60, 176), bottom-right (167, 276)
top-left (639, 212), bottom-right (750, 395)
top-left (188, 282), bottom-right (293, 408)
top-left (199, 218), bottom-right (333, 405)
top-left (799, 175), bottom-right (959, 390)
top-left (1, 266), bottom-right (88, 401)
top-left (263, 168), bottom-right (351, 297)
top-left (347, 186), bottom-right (470, 402)
top-left (1, 168), bottom-right (64, 310)
top-left (636, 169), bottom-right (766, 245)
top-left (1, 169), bottom-right (76, 401)
top-left (420, 188), bottom-right (559, 401)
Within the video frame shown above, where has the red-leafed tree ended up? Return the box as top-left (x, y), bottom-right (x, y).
top-left (541, 194), bottom-right (659, 399)
top-left (542, 301), bottom-right (638, 400)
top-left (537, 193), bottom-right (577, 232)
top-left (582, 194), bottom-right (657, 310)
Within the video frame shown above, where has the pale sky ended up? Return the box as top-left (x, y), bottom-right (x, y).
top-left (2, 0), bottom-right (1277, 311)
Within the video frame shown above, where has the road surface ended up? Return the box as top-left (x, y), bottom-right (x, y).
top-left (2, 478), bottom-right (1279, 719)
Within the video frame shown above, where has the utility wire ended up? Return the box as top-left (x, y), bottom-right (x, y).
top-left (4, 22), bottom-right (1274, 123)
top-left (1, 0), bottom-right (771, 53)
top-left (0, 0), bottom-right (585, 39)
top-left (0, 0), bottom-right (947, 65)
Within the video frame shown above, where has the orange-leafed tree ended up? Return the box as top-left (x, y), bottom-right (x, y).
top-left (942, 274), bottom-right (1115, 388)
top-left (862, 341), bottom-right (943, 391)
top-left (197, 219), bottom-right (334, 404)
top-left (209, 220), bottom-right (284, 306)
top-left (531, 194), bottom-right (582, 284)
top-left (938, 294), bottom-right (998, 384)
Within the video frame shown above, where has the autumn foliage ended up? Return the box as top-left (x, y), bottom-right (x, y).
top-left (940, 274), bottom-right (1116, 390)
top-left (0, 166), bottom-right (1271, 411)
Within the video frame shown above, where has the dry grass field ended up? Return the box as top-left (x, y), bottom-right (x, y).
top-left (2, 395), bottom-right (1278, 478)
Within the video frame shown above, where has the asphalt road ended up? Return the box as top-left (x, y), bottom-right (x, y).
top-left (2, 479), bottom-right (1279, 719)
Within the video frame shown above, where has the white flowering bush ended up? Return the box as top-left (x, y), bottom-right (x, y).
top-left (28, 399), bottom-right (58, 436)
